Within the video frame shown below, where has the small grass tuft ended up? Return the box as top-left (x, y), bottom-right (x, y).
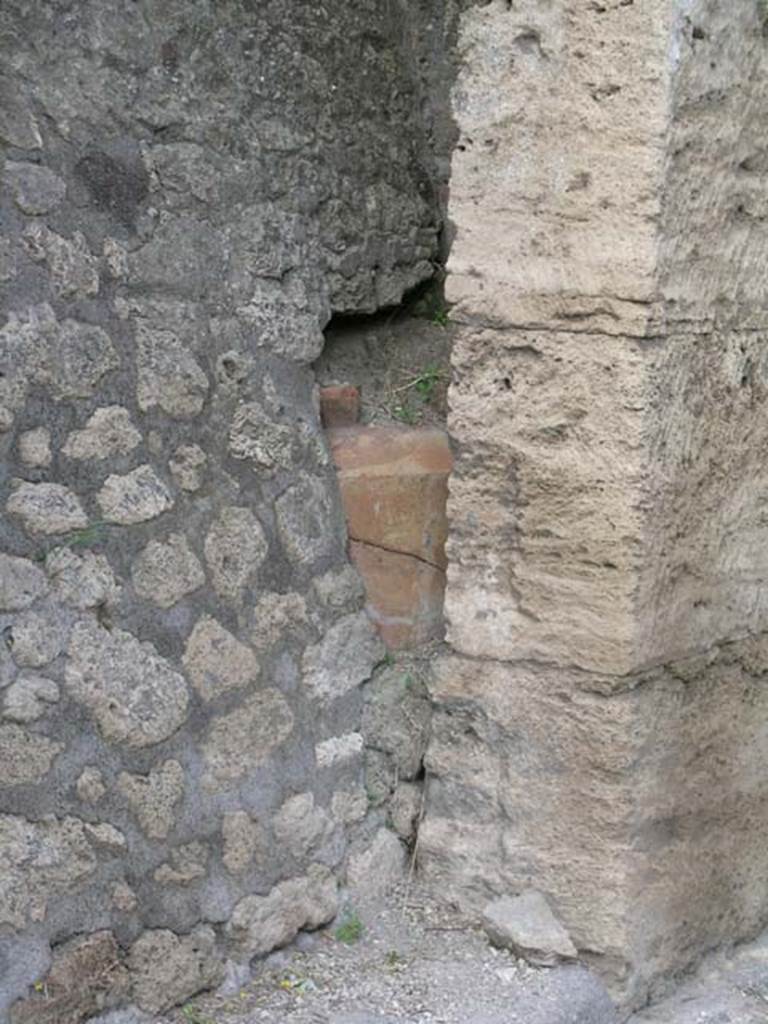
top-left (181, 1005), bottom-right (216, 1024)
top-left (335, 909), bottom-right (364, 944)
top-left (385, 949), bottom-right (404, 970)
top-left (391, 402), bottom-right (421, 425)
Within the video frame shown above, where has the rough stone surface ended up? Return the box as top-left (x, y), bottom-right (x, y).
top-left (302, 612), bottom-right (385, 703)
top-left (316, 732), bottom-right (364, 770)
top-left (131, 533), bottom-right (205, 608)
top-left (7, 607), bottom-right (69, 667)
top-left (421, 643), bottom-right (768, 1006)
top-left (23, 225), bottom-right (100, 299)
top-left (0, 0), bottom-right (448, 1015)
top-left (62, 406), bottom-right (142, 461)
top-left (0, 555), bottom-right (47, 611)
top-left (96, 465), bottom-right (173, 525)
top-left (153, 841), bottom-right (208, 886)
top-left (9, 930), bottom-right (130, 1024)
top-left (168, 444), bottom-right (207, 492)
top-left (389, 782), bottom-right (422, 841)
top-left (2, 675), bottom-right (60, 723)
top-left (18, 427), bottom-right (52, 468)
top-left (45, 549), bottom-right (119, 610)
top-left (117, 760), bottom-right (184, 840)
top-left (204, 506), bottom-right (268, 602)
top-left (228, 865), bottom-right (338, 958)
top-left (135, 325), bottom-right (209, 419)
top-left (50, 320), bottom-right (119, 401)
top-left (273, 793), bottom-right (334, 862)
top-left (250, 592), bottom-right (309, 652)
top-left (66, 620), bottom-right (189, 747)
top-left (313, 566), bottom-right (365, 613)
top-left (128, 927), bottom-right (222, 1014)
top-left (347, 829), bottom-right (407, 901)
top-left (331, 787), bottom-right (368, 826)
top-left (0, 723), bottom-right (64, 786)
top-left (4, 161), bottom-right (66, 215)
top-left (183, 616), bottom-right (259, 701)
top-left (228, 402), bottom-right (297, 470)
top-left (222, 811), bottom-right (267, 875)
top-left (202, 689), bottom-right (294, 785)
top-left (482, 892), bottom-right (578, 967)
top-left (111, 882), bottom-right (138, 913)
top-left (275, 474), bottom-right (342, 567)
top-left (429, 0), bottom-right (768, 1010)
top-left (7, 482), bottom-right (88, 535)
top-left (76, 766), bottom-right (106, 804)
top-left (362, 664), bottom-right (432, 781)
top-left (0, 814), bottom-right (101, 928)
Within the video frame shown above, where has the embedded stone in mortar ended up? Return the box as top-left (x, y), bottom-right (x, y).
top-left (128, 926), bottom-right (222, 1015)
top-left (44, 318), bottom-right (119, 400)
top-left (0, 555), bottom-right (47, 611)
top-left (97, 465), bottom-right (174, 525)
top-left (135, 325), bottom-right (209, 419)
top-left (18, 427), bottom-right (52, 468)
top-left (76, 766), bottom-right (107, 804)
top-left (117, 760), bottom-right (184, 840)
top-left (362, 664), bottom-right (431, 780)
top-left (2, 676), bottom-right (60, 724)
top-left (8, 929), bottom-right (130, 1024)
top-left (7, 606), bottom-right (70, 667)
top-left (0, 74), bottom-right (42, 148)
top-left (202, 689), bottom-right (294, 785)
top-left (228, 402), bottom-right (297, 469)
top-left (169, 444), bottom-right (207, 492)
top-left (315, 732), bottom-right (364, 769)
top-left (66, 620), bottom-right (189, 747)
top-left (45, 548), bottom-right (119, 610)
top-left (227, 864), bottom-right (338, 958)
top-left (0, 814), bottom-right (100, 928)
top-left (3, 161), bottom-right (65, 215)
top-left (0, 723), bottom-right (64, 786)
top-left (204, 506), bottom-right (268, 602)
top-left (7, 482), bottom-right (88, 535)
top-left (249, 591), bottom-right (309, 652)
top-left (131, 533), bottom-right (205, 608)
top-left (183, 616), bottom-right (259, 701)
top-left (153, 841), bottom-right (208, 886)
top-left (222, 811), bottom-right (267, 875)
top-left (331, 787), bottom-right (368, 825)
top-left (22, 224), bottom-right (100, 299)
top-left (62, 406), bottom-right (142, 460)
top-left (273, 793), bottom-right (334, 862)
top-left (302, 611), bottom-right (385, 703)
top-left (275, 473), bottom-right (340, 566)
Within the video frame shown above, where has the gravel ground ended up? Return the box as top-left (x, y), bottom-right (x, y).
top-left (157, 884), bottom-right (618, 1024)
top-left (107, 882), bottom-right (768, 1024)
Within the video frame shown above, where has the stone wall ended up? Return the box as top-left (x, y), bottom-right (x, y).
top-left (0, 1), bottom-right (450, 1018)
top-left (420, 0), bottom-right (768, 1011)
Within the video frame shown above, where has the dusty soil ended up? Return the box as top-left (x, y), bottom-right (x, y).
top-left (314, 307), bottom-right (454, 429)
